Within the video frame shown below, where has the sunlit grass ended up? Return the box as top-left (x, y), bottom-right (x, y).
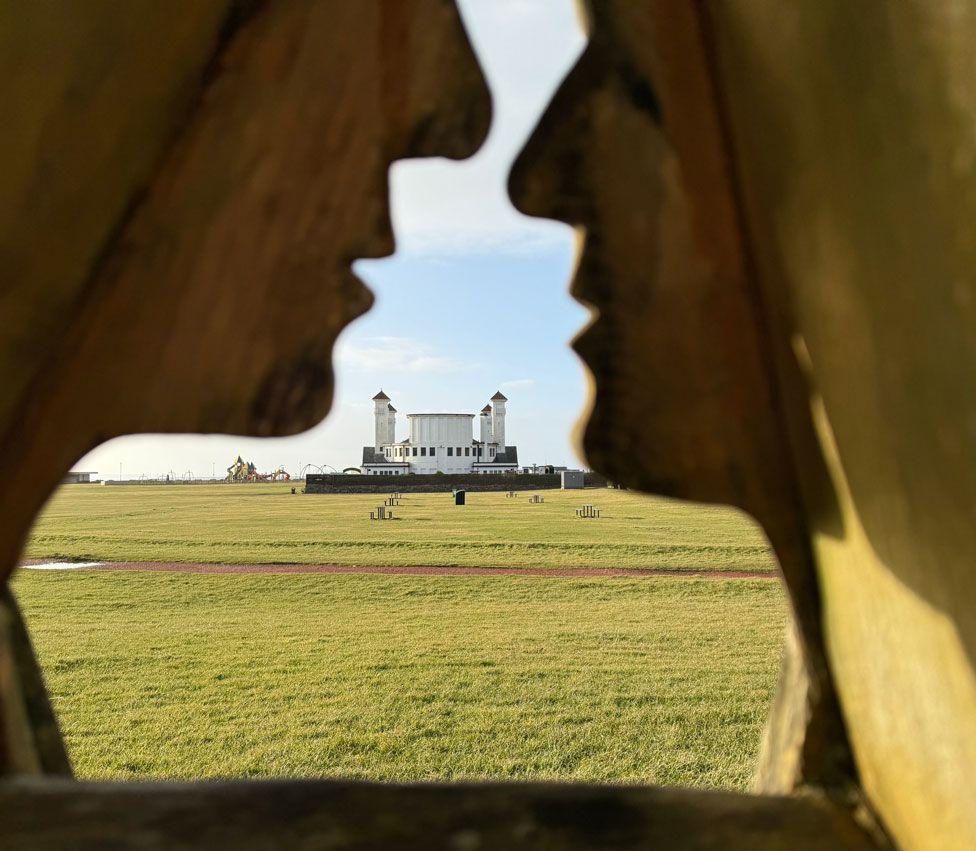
top-left (16, 570), bottom-right (785, 788)
top-left (26, 485), bottom-right (775, 572)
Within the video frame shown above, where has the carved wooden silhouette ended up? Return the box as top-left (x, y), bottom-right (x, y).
top-left (512, 3), bottom-right (975, 849)
top-left (3, 0), bottom-right (973, 848)
top-left (510, 1), bottom-right (851, 801)
top-left (0, 0), bottom-right (489, 777)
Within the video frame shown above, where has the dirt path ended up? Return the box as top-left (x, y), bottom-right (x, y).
top-left (22, 560), bottom-right (777, 579)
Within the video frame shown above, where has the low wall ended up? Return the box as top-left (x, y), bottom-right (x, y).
top-left (305, 473), bottom-right (561, 494)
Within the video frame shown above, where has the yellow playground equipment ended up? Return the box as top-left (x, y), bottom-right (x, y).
top-left (225, 457), bottom-right (290, 483)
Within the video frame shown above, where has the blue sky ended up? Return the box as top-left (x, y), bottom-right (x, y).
top-left (79, 0), bottom-right (589, 479)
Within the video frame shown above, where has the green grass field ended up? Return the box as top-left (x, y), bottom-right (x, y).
top-left (19, 483), bottom-right (786, 789)
top-left (16, 570), bottom-right (786, 789)
top-left (26, 484), bottom-right (775, 572)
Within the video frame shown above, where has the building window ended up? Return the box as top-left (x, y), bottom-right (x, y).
top-left (430, 447), bottom-right (436, 456)
top-left (421, 447), bottom-right (426, 456)
top-left (464, 447), bottom-right (470, 456)
top-left (447, 447), bottom-right (453, 456)
top-left (412, 447), bottom-right (417, 457)
top-left (456, 447), bottom-right (462, 455)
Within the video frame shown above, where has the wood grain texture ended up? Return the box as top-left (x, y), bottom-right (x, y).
top-left (0, 0), bottom-right (490, 586)
top-left (0, 778), bottom-right (877, 851)
top-left (11, 0), bottom-right (970, 847)
top-left (509, 0), bottom-right (853, 797)
top-left (0, 0), bottom-right (488, 790)
top-left (0, 0), bottom-right (236, 430)
top-left (514, 0), bottom-right (976, 847)
top-left (704, 3), bottom-right (976, 848)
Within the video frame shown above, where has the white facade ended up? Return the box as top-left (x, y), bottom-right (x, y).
top-left (373, 392), bottom-right (396, 450)
top-left (490, 394), bottom-right (506, 452)
top-left (362, 391), bottom-right (517, 475)
top-left (479, 406), bottom-right (492, 445)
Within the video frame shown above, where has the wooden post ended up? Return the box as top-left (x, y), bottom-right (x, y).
top-left (0, 588), bottom-right (71, 776)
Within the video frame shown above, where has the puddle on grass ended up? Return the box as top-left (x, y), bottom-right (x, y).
top-left (22, 562), bottom-right (103, 571)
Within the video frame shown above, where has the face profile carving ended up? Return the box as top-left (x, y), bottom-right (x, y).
top-left (509, 2), bottom-right (801, 550)
top-left (0, 1), bottom-right (491, 577)
top-left (509, 2), bottom-right (848, 791)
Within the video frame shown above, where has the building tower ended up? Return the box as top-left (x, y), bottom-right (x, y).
top-left (373, 390), bottom-right (393, 450)
top-left (386, 403), bottom-right (397, 446)
top-left (479, 404), bottom-right (493, 447)
top-left (490, 390), bottom-right (507, 452)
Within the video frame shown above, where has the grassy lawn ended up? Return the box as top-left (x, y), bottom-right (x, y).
top-left (15, 570), bottom-right (786, 789)
top-left (26, 484), bottom-right (775, 571)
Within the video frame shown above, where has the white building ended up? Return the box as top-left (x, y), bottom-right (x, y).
top-left (362, 390), bottom-right (518, 475)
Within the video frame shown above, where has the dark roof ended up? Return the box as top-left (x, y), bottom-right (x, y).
top-left (372, 390), bottom-right (390, 401)
top-left (361, 447), bottom-right (408, 466)
top-left (494, 446), bottom-right (517, 465)
top-left (481, 404), bottom-right (492, 413)
top-left (388, 404), bottom-right (397, 412)
top-left (491, 390), bottom-right (507, 401)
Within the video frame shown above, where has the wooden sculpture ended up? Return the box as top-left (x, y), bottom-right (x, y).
top-left (0, 0), bottom-right (489, 779)
top-left (2, 1), bottom-right (973, 849)
top-left (513, 3), bottom-right (976, 849)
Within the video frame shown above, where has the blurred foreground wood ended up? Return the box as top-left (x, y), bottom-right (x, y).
top-left (0, 778), bottom-right (876, 851)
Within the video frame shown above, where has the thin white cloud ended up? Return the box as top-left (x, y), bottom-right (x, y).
top-left (394, 215), bottom-right (570, 259)
top-left (500, 378), bottom-right (536, 390)
top-left (336, 336), bottom-right (471, 375)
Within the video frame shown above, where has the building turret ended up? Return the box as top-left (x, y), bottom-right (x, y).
top-left (373, 390), bottom-right (393, 450)
top-left (490, 391), bottom-right (507, 452)
top-left (479, 404), bottom-right (493, 445)
top-left (387, 404), bottom-right (397, 446)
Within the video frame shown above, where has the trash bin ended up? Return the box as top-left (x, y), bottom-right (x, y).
top-left (454, 489), bottom-right (466, 506)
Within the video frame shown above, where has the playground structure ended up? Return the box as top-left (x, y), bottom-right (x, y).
top-left (225, 457), bottom-right (291, 483)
